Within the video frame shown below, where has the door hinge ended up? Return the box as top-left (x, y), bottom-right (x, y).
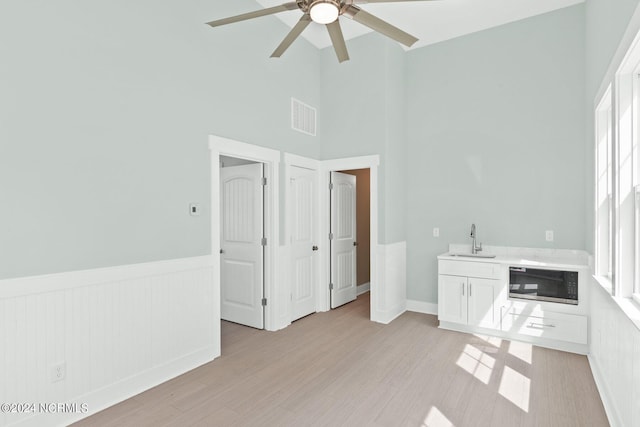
top-left (329, 182), bottom-right (334, 190)
top-left (329, 283), bottom-right (334, 291)
top-left (329, 233), bottom-right (333, 240)
top-left (261, 177), bottom-right (267, 186)
top-left (261, 237), bottom-right (267, 246)
top-left (262, 298), bottom-right (267, 306)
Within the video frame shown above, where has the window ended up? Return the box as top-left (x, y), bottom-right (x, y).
top-left (595, 87), bottom-right (613, 284)
top-left (597, 32), bottom-right (640, 301)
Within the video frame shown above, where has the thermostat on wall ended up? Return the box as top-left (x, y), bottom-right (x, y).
top-left (189, 203), bottom-right (201, 216)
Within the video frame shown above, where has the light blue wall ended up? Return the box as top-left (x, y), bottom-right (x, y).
top-left (382, 44), bottom-right (408, 244)
top-left (584, 0), bottom-right (640, 252)
top-left (319, 33), bottom-right (407, 243)
top-left (405, 5), bottom-right (586, 303)
top-left (0, 0), bottom-right (321, 279)
top-left (1, 1), bottom-right (593, 293)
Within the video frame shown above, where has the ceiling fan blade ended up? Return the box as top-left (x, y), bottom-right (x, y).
top-left (326, 20), bottom-right (350, 63)
top-left (271, 15), bottom-right (313, 58)
top-left (343, 5), bottom-right (418, 47)
top-left (206, 2), bottom-right (299, 27)
top-left (354, 0), bottom-right (439, 3)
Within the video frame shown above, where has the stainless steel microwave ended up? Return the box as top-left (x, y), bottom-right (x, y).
top-left (509, 267), bottom-right (578, 305)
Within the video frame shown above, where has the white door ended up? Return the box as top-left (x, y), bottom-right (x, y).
top-left (468, 278), bottom-right (499, 329)
top-left (290, 166), bottom-right (318, 321)
top-left (438, 274), bottom-right (467, 325)
top-left (220, 163), bottom-right (264, 329)
top-left (330, 172), bottom-right (357, 309)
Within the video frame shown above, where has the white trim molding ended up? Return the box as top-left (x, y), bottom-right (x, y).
top-left (209, 135), bottom-right (281, 331)
top-left (406, 299), bottom-right (438, 315)
top-left (0, 256), bottom-right (216, 427)
top-left (357, 282), bottom-right (371, 296)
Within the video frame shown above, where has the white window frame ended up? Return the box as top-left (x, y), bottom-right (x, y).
top-left (635, 185), bottom-right (640, 303)
top-left (595, 86), bottom-right (614, 291)
top-left (633, 70), bottom-right (640, 303)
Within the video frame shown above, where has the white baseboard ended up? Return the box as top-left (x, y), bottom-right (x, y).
top-left (377, 302), bottom-right (408, 324)
top-left (357, 282), bottom-right (370, 296)
top-left (406, 299), bottom-right (438, 315)
top-left (588, 355), bottom-right (623, 427)
top-left (0, 256), bottom-right (219, 427)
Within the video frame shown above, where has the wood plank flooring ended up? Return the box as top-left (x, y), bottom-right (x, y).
top-left (74, 293), bottom-right (609, 426)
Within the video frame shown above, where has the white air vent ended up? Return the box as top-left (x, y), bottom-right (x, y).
top-left (291, 98), bottom-right (317, 136)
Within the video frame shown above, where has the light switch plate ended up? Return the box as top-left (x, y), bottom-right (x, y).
top-left (433, 227), bottom-right (440, 237)
top-left (545, 230), bottom-right (554, 242)
top-left (189, 203), bottom-right (201, 216)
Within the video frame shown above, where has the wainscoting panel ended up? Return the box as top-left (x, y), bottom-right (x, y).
top-left (0, 256), bottom-right (218, 427)
top-left (372, 241), bottom-right (406, 324)
top-left (588, 278), bottom-right (640, 427)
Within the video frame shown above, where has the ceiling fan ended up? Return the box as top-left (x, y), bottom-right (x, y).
top-left (206, 0), bottom-right (437, 63)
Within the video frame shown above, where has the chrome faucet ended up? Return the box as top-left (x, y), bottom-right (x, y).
top-left (470, 223), bottom-right (482, 254)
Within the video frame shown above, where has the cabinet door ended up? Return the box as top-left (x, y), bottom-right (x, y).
top-left (438, 275), bottom-right (467, 324)
top-left (468, 277), bottom-right (500, 329)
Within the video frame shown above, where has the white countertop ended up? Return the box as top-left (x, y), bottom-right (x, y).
top-left (438, 244), bottom-right (591, 270)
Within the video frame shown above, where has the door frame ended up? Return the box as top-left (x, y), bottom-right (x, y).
top-left (209, 135), bottom-right (280, 331)
top-left (321, 155), bottom-right (381, 322)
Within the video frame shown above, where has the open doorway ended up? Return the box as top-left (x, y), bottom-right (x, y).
top-left (340, 169), bottom-right (371, 296)
top-left (321, 155), bottom-right (380, 323)
top-left (219, 155), bottom-right (265, 329)
top-left (330, 169), bottom-right (371, 313)
top-left (210, 135), bottom-right (281, 342)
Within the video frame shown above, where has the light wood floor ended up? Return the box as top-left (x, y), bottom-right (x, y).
top-left (74, 293), bottom-right (609, 426)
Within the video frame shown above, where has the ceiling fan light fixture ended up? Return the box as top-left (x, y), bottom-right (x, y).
top-left (309, 1), bottom-right (340, 25)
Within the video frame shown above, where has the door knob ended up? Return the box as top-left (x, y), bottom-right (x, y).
top-left (353, 241), bottom-right (358, 246)
top-left (220, 249), bottom-right (224, 254)
top-left (312, 246), bottom-right (319, 251)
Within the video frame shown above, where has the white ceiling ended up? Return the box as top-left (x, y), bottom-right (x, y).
top-left (254, 0), bottom-right (584, 50)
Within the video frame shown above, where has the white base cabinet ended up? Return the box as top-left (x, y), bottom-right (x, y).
top-left (438, 274), bottom-right (468, 324)
top-left (437, 255), bottom-right (589, 354)
top-left (468, 277), bottom-right (502, 329)
top-left (501, 304), bottom-right (588, 345)
top-left (438, 260), bottom-right (504, 330)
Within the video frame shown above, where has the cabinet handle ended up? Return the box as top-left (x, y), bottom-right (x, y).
top-left (528, 322), bottom-right (556, 328)
top-left (462, 282), bottom-right (465, 296)
top-left (469, 283), bottom-right (472, 297)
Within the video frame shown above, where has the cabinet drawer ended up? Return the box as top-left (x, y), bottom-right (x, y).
top-left (439, 260), bottom-right (501, 279)
top-left (501, 308), bottom-right (587, 345)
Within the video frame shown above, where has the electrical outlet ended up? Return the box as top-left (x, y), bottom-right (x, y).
top-left (433, 227), bottom-right (440, 237)
top-left (545, 230), bottom-right (554, 242)
top-left (50, 362), bottom-right (66, 383)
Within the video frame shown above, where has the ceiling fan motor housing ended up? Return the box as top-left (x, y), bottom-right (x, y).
top-left (308, 0), bottom-right (341, 24)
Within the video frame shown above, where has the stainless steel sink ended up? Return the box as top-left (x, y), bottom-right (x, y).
top-left (448, 253), bottom-right (497, 259)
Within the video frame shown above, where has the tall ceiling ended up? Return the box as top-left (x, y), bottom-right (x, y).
top-left (254, 0), bottom-right (584, 50)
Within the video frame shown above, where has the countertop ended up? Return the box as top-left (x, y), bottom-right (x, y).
top-left (438, 244), bottom-right (591, 270)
